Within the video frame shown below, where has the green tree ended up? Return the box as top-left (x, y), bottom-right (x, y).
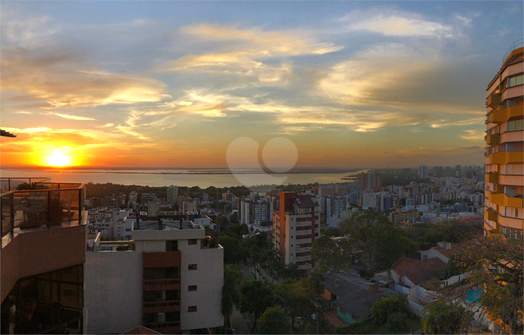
top-left (322, 227), bottom-right (341, 237)
top-left (385, 312), bottom-right (408, 332)
top-left (216, 216), bottom-right (230, 231)
top-left (421, 300), bottom-right (469, 334)
top-left (219, 235), bottom-right (246, 264)
top-left (258, 306), bottom-right (290, 334)
top-left (370, 293), bottom-right (409, 325)
top-left (240, 280), bottom-right (274, 331)
top-left (311, 235), bottom-right (352, 273)
top-left (229, 212), bottom-right (239, 224)
top-left (339, 211), bottom-right (415, 272)
top-left (443, 254), bottom-right (466, 279)
top-left (274, 279), bottom-right (315, 329)
top-left (222, 266), bottom-right (243, 327)
top-left (451, 235), bottom-right (523, 334)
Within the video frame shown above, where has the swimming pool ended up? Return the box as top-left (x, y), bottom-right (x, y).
top-left (465, 289), bottom-right (482, 303)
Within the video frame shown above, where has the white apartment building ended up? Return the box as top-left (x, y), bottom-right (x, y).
top-left (85, 221), bottom-right (224, 334)
top-left (273, 193), bottom-right (321, 273)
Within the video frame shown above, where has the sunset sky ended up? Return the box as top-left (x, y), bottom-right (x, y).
top-left (1, 1), bottom-right (523, 169)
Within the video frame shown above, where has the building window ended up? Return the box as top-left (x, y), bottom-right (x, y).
top-left (166, 240), bottom-right (178, 251)
top-left (508, 118), bottom-right (524, 132)
top-left (188, 239), bottom-right (197, 245)
top-left (188, 285), bottom-right (197, 292)
top-left (188, 264), bottom-right (197, 270)
top-left (508, 74), bottom-right (524, 87)
top-left (188, 306), bottom-right (197, 312)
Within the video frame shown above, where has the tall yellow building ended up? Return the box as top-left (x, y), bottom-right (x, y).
top-left (485, 41), bottom-right (524, 237)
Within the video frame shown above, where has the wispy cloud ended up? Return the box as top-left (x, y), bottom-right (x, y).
top-left (454, 12), bottom-right (480, 26)
top-left (460, 129), bottom-right (485, 141)
top-left (51, 113), bottom-right (95, 121)
top-left (340, 9), bottom-right (453, 38)
top-left (163, 24), bottom-right (342, 86)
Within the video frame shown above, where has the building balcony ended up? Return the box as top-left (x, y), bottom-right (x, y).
top-left (296, 229), bottom-right (312, 235)
top-left (485, 172), bottom-right (499, 184)
top-left (489, 151), bottom-right (524, 165)
top-left (143, 252), bottom-right (181, 268)
top-left (1, 181), bottom-right (86, 303)
top-left (501, 85), bottom-right (523, 102)
top-left (296, 255), bottom-right (311, 262)
top-left (143, 299), bottom-right (181, 313)
top-left (484, 220), bottom-right (499, 234)
top-left (485, 209), bottom-right (498, 222)
top-left (296, 220), bottom-right (313, 227)
top-left (295, 237), bottom-right (312, 244)
top-left (142, 278), bottom-right (181, 291)
top-left (489, 105), bottom-right (523, 124)
top-left (499, 174), bottom-right (524, 186)
top-left (497, 214), bottom-right (524, 230)
top-left (501, 130), bottom-right (524, 144)
top-left (488, 192), bottom-right (524, 208)
top-left (486, 133), bottom-right (500, 146)
top-left (1, 181), bottom-right (85, 237)
top-left (296, 247), bottom-right (311, 253)
top-left (487, 92), bottom-right (501, 108)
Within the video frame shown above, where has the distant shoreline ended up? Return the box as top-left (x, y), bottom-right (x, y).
top-left (0, 167), bottom-right (364, 175)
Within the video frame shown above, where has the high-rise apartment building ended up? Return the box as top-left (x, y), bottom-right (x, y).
top-left (272, 192), bottom-right (320, 273)
top-left (85, 220), bottom-right (223, 334)
top-left (419, 165), bottom-right (430, 179)
top-left (356, 170), bottom-right (383, 190)
top-left (167, 185), bottom-right (179, 205)
top-left (484, 43), bottom-right (524, 237)
top-left (240, 197), bottom-right (271, 225)
top-left (1, 178), bottom-right (86, 334)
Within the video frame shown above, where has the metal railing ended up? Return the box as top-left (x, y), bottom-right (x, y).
top-left (1, 180), bottom-right (85, 238)
top-left (143, 278), bottom-right (181, 286)
top-left (502, 38), bottom-right (524, 63)
top-left (143, 300), bottom-right (181, 308)
top-left (0, 177), bottom-right (51, 193)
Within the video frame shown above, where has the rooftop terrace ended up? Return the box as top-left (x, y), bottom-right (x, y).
top-left (1, 178), bottom-right (86, 245)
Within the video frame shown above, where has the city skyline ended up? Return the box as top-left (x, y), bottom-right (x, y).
top-left (1, 1), bottom-right (523, 168)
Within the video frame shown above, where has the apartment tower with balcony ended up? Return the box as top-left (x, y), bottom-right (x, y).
top-left (272, 192), bottom-right (320, 273)
top-left (484, 41), bottom-right (524, 237)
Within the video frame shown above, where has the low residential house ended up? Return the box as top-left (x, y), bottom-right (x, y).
top-left (322, 272), bottom-right (395, 328)
top-left (419, 241), bottom-right (455, 263)
top-left (375, 257), bottom-right (447, 315)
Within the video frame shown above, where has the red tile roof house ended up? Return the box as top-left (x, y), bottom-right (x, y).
top-left (374, 242), bottom-right (471, 316)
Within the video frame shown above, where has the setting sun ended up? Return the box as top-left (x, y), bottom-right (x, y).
top-left (46, 150), bottom-right (72, 167)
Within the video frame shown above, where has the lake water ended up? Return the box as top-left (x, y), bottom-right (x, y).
top-left (0, 168), bottom-right (364, 188)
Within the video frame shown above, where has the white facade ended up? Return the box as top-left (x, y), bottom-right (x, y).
top-left (85, 222), bottom-right (224, 333)
top-left (281, 211), bottom-right (321, 270)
